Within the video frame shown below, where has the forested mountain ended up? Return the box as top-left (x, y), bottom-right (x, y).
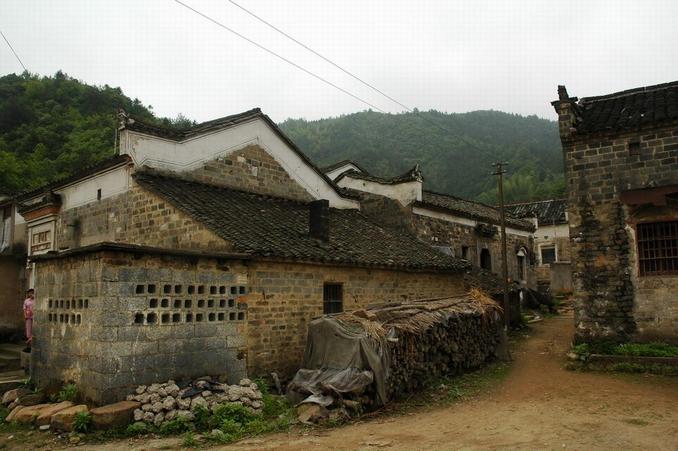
top-left (0, 72), bottom-right (193, 194)
top-left (280, 110), bottom-right (565, 203)
top-left (0, 72), bottom-right (564, 203)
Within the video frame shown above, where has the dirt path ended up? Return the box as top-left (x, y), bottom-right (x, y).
top-left (228, 314), bottom-right (678, 451)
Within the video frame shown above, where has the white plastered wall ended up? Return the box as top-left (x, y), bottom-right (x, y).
top-left (119, 118), bottom-right (358, 209)
top-left (337, 176), bottom-right (422, 206)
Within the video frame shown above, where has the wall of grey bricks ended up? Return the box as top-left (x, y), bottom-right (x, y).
top-left (32, 251), bottom-right (248, 404)
top-left (561, 120), bottom-right (678, 344)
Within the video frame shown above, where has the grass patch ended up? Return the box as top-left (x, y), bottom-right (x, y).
top-left (573, 341), bottom-right (678, 358)
top-left (608, 362), bottom-right (678, 376)
top-left (56, 383), bottom-right (79, 402)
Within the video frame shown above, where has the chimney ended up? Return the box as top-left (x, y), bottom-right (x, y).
top-left (309, 199), bottom-right (330, 242)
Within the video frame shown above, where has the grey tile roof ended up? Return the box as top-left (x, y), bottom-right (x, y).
top-left (134, 171), bottom-right (469, 272)
top-left (575, 81), bottom-right (678, 134)
top-left (417, 191), bottom-right (535, 231)
top-left (505, 199), bottom-right (567, 225)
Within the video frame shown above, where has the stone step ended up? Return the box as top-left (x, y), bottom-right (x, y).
top-left (0, 353), bottom-right (21, 372)
top-left (0, 370), bottom-right (27, 395)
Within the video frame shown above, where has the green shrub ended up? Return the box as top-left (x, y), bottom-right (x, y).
top-left (0, 407), bottom-right (9, 423)
top-left (213, 403), bottom-right (258, 425)
top-left (57, 383), bottom-right (79, 402)
top-left (126, 421), bottom-right (151, 435)
top-left (614, 342), bottom-right (678, 358)
top-left (159, 416), bottom-right (193, 435)
top-left (181, 431), bottom-right (198, 447)
top-left (219, 418), bottom-right (244, 436)
top-left (73, 411), bottom-right (92, 433)
top-left (572, 343), bottom-right (590, 356)
top-left (191, 404), bottom-right (211, 431)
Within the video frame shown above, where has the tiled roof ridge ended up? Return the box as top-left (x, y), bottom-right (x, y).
top-left (121, 108), bottom-right (262, 139)
top-left (423, 189), bottom-right (501, 211)
top-left (579, 80), bottom-right (678, 104)
top-left (504, 198), bottom-right (567, 207)
top-left (133, 168), bottom-right (310, 207)
top-left (337, 164), bottom-right (422, 185)
top-left (16, 154), bottom-right (132, 201)
top-left (320, 159), bottom-right (369, 174)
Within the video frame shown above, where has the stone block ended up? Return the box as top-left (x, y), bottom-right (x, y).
top-left (36, 401), bottom-right (74, 426)
top-left (90, 401), bottom-right (140, 429)
top-left (5, 405), bottom-right (25, 422)
top-left (18, 392), bottom-right (45, 406)
top-left (1, 388), bottom-right (31, 405)
top-left (13, 403), bottom-right (51, 424)
top-left (51, 405), bottom-right (88, 431)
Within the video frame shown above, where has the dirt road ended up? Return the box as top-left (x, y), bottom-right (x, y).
top-left (230, 315), bottom-right (678, 450)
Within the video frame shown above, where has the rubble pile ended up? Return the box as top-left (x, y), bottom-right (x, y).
top-left (127, 377), bottom-right (263, 426)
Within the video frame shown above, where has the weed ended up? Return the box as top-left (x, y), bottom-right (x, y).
top-left (126, 421), bottom-right (151, 436)
top-left (57, 383), bottom-right (79, 402)
top-left (159, 416), bottom-right (193, 435)
top-left (73, 411), bottom-right (92, 433)
top-left (181, 431), bottom-right (198, 448)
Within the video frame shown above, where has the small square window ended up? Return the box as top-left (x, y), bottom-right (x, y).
top-left (540, 246), bottom-right (556, 265)
top-left (323, 283), bottom-right (343, 314)
top-left (149, 299), bottom-right (158, 308)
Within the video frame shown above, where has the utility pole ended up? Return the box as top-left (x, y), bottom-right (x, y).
top-left (493, 162), bottom-right (510, 332)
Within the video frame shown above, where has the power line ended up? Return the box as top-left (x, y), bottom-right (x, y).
top-left (173, 0), bottom-right (387, 113)
top-left (222, 0), bottom-right (478, 146)
top-left (0, 29), bottom-right (27, 72)
top-left (225, 0), bottom-right (410, 113)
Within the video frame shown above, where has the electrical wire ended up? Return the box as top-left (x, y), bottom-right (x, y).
top-left (222, 0), bottom-right (478, 145)
top-left (0, 29), bottom-right (27, 72)
top-left (173, 0), bottom-right (387, 113)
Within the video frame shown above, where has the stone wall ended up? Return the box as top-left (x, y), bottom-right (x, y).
top-left (56, 183), bottom-right (230, 253)
top-left (411, 214), bottom-right (535, 288)
top-left (185, 144), bottom-right (314, 202)
top-left (245, 261), bottom-right (466, 378)
top-left (32, 250), bottom-right (248, 404)
top-left (562, 122), bottom-right (678, 343)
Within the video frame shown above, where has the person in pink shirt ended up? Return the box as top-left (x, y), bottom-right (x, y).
top-left (23, 289), bottom-right (34, 351)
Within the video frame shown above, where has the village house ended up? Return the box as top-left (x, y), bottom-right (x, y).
top-left (0, 194), bottom-right (27, 340)
top-left (323, 161), bottom-right (537, 289)
top-left (553, 81), bottom-right (678, 344)
top-left (505, 199), bottom-right (571, 294)
top-left (14, 108), bottom-right (474, 404)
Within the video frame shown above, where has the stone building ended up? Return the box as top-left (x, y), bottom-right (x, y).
top-left (505, 199), bottom-right (571, 293)
top-left (0, 195), bottom-right (27, 340)
top-left (325, 162), bottom-right (537, 288)
top-left (553, 81), bottom-right (678, 344)
top-left (17, 108), bottom-right (472, 403)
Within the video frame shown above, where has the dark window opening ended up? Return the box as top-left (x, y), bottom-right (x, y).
top-left (146, 312), bottom-right (157, 324)
top-left (208, 313), bottom-right (216, 321)
top-left (135, 284), bottom-right (145, 294)
top-left (480, 249), bottom-right (492, 271)
top-left (186, 313), bottom-right (193, 322)
top-left (196, 313), bottom-right (204, 322)
top-left (134, 313), bottom-right (144, 324)
top-left (323, 283), bottom-right (343, 314)
top-left (210, 286), bottom-right (217, 295)
top-left (638, 221), bottom-right (678, 276)
top-left (174, 299), bottom-right (181, 308)
top-left (161, 313), bottom-right (170, 323)
top-left (147, 284), bottom-right (156, 294)
top-left (188, 285), bottom-right (195, 294)
top-left (161, 298), bottom-right (169, 308)
top-left (198, 299), bottom-right (205, 308)
top-left (540, 246), bottom-right (556, 265)
top-left (184, 299), bottom-right (192, 308)
top-left (164, 285), bottom-right (172, 294)
top-left (149, 298), bottom-right (158, 308)
top-left (219, 299), bottom-right (226, 308)
top-left (219, 286), bottom-right (226, 294)
top-left (97, 188), bottom-right (102, 200)
top-left (237, 312), bottom-right (245, 320)
top-left (218, 313), bottom-right (225, 321)
top-left (208, 299), bottom-right (214, 308)
top-left (172, 313), bottom-right (181, 323)
top-left (461, 246), bottom-right (469, 260)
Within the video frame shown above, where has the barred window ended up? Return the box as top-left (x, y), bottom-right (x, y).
top-left (323, 283), bottom-right (343, 314)
top-left (637, 221), bottom-right (678, 276)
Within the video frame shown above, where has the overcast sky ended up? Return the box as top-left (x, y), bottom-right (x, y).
top-left (2, 0), bottom-right (677, 123)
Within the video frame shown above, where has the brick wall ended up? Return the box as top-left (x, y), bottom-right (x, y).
top-left (245, 261), bottom-right (466, 377)
top-left (411, 214), bottom-right (535, 287)
top-left (562, 122), bottom-right (678, 343)
top-left (32, 251), bottom-right (248, 404)
top-left (185, 144), bottom-right (314, 201)
top-left (56, 183), bottom-right (231, 253)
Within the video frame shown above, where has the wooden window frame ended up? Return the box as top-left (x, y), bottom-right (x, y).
top-left (323, 283), bottom-right (343, 314)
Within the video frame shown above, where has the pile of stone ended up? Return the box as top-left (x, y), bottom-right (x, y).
top-left (127, 377), bottom-right (263, 426)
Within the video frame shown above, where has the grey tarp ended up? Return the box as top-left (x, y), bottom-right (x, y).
top-left (288, 316), bottom-right (391, 405)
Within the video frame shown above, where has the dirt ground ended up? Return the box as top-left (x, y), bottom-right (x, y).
top-left (43, 314), bottom-right (678, 450)
top-left (228, 314), bottom-right (678, 451)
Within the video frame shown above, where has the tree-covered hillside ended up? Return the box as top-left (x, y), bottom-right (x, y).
top-left (0, 72), bottom-right (193, 194)
top-left (280, 110), bottom-right (565, 203)
top-left (0, 72), bottom-right (564, 203)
